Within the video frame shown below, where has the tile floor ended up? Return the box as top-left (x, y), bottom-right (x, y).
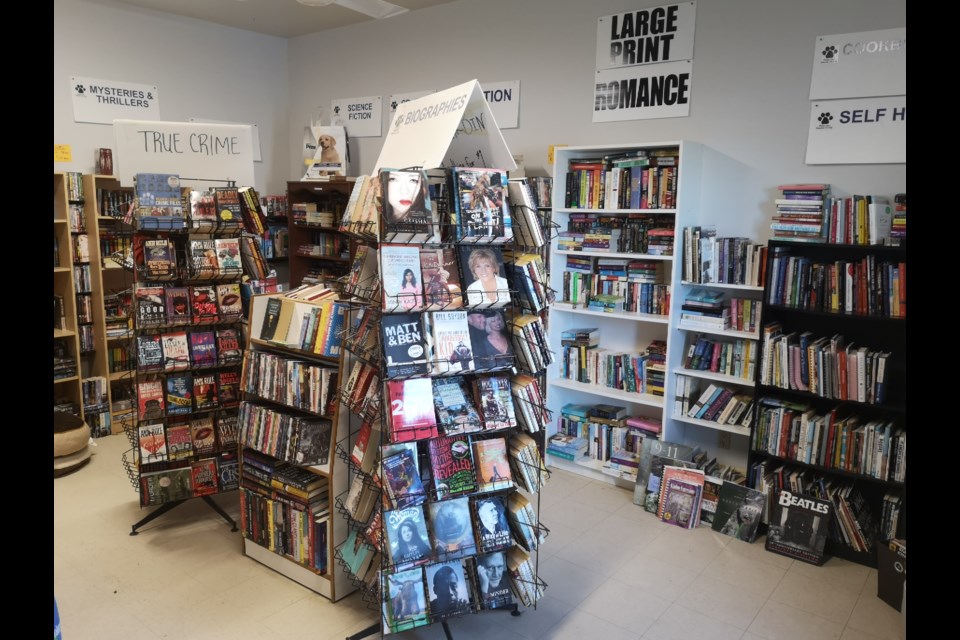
top-left (54, 435), bottom-right (906, 640)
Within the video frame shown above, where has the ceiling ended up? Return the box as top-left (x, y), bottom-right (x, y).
top-left (114, 0), bottom-right (458, 39)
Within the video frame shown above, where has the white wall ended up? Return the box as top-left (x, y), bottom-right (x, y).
top-left (53, 0), bottom-right (290, 194)
top-left (287, 0), bottom-right (906, 237)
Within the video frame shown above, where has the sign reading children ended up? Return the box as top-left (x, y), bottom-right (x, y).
top-left (595, 2), bottom-right (697, 70)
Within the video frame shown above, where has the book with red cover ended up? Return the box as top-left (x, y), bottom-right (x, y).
top-left (191, 458), bottom-right (218, 497)
top-left (387, 378), bottom-right (439, 443)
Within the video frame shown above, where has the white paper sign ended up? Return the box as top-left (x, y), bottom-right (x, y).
top-left (389, 90), bottom-right (435, 113)
top-left (190, 117), bottom-right (261, 162)
top-left (805, 96), bottom-right (906, 165)
top-left (113, 119), bottom-right (255, 188)
top-left (596, 2), bottom-right (696, 70)
top-left (593, 60), bottom-right (692, 122)
top-left (375, 79), bottom-right (516, 173)
top-left (331, 95), bottom-right (382, 137)
top-left (480, 80), bottom-right (520, 129)
top-left (810, 28), bottom-right (906, 100)
top-left (71, 76), bottom-right (160, 125)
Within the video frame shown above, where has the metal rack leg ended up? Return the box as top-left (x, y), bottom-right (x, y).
top-left (345, 622), bottom-right (379, 640)
top-left (129, 499), bottom-right (187, 535)
top-left (202, 495), bottom-right (239, 532)
top-left (441, 621), bottom-right (454, 640)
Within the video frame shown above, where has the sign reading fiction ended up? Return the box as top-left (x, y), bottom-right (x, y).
top-left (71, 76), bottom-right (160, 125)
top-left (593, 60), bottom-right (692, 122)
top-left (374, 79), bottom-right (515, 174)
top-left (805, 96), bottom-right (905, 165)
top-left (809, 28), bottom-right (906, 100)
top-left (480, 80), bottom-right (520, 129)
top-left (331, 95), bottom-right (382, 138)
top-left (113, 119), bottom-right (255, 188)
top-left (596, 2), bottom-right (696, 70)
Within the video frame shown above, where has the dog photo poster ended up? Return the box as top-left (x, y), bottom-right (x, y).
top-left (303, 125), bottom-right (348, 179)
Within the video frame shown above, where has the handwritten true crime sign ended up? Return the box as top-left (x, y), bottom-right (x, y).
top-left (595, 2), bottom-right (696, 70)
top-left (113, 119), bottom-right (255, 188)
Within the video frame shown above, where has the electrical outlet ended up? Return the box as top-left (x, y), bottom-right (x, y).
top-left (718, 431), bottom-right (732, 449)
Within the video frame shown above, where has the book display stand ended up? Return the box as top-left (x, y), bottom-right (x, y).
top-left (120, 175), bottom-right (247, 535)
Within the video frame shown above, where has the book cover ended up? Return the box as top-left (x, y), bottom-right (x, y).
top-left (632, 439), bottom-right (699, 506)
top-left (470, 309), bottom-right (515, 371)
top-left (189, 331), bottom-right (217, 368)
top-left (660, 477), bottom-right (701, 529)
top-left (216, 412), bottom-right (239, 449)
top-left (472, 437), bottom-right (513, 492)
top-left (382, 313), bottom-right (430, 378)
top-left (216, 283), bottom-right (243, 319)
top-left (190, 458), bottom-right (218, 497)
top-left (432, 377), bottom-right (483, 436)
top-left (385, 505), bottom-right (433, 568)
top-left (217, 370), bottom-right (241, 407)
top-left (260, 298), bottom-right (283, 340)
top-left (137, 380), bottom-right (165, 419)
top-left (189, 190), bottom-right (217, 228)
top-left (292, 420), bottom-right (331, 466)
top-left (420, 247), bottom-right (463, 310)
top-left (428, 435), bottom-right (478, 500)
top-left (193, 373), bottom-right (218, 410)
top-left (380, 169), bottom-right (433, 239)
top-left (700, 476), bottom-right (724, 525)
top-left (427, 497), bottom-right (476, 560)
top-left (164, 286), bottom-right (192, 325)
top-left (134, 284), bottom-right (167, 328)
top-left (765, 489), bottom-right (832, 565)
top-left (383, 566), bottom-right (429, 632)
top-left (217, 452), bottom-right (239, 491)
top-left (425, 560), bottom-right (473, 621)
top-left (136, 334), bottom-right (164, 373)
top-left (143, 238), bottom-right (176, 279)
top-left (474, 375), bottom-right (517, 431)
top-left (166, 422), bottom-right (194, 460)
top-left (387, 378), bottom-right (439, 443)
top-left (190, 416), bottom-right (217, 456)
top-left (458, 245), bottom-right (510, 308)
top-left (189, 239), bottom-right (219, 278)
top-left (214, 237), bottom-right (242, 274)
top-left (453, 167), bottom-right (511, 242)
top-left (213, 187), bottom-right (242, 225)
top-left (381, 244), bottom-right (424, 311)
top-left (473, 494), bottom-right (512, 553)
top-left (475, 550), bottom-right (514, 610)
top-left (429, 310), bottom-right (475, 374)
top-left (191, 286), bottom-right (220, 323)
top-left (137, 422), bottom-right (167, 462)
top-left (140, 468), bottom-right (193, 505)
top-left (382, 448), bottom-right (427, 510)
top-left (712, 481), bottom-right (765, 543)
top-left (165, 372), bottom-right (193, 416)
top-left (216, 328), bottom-right (242, 364)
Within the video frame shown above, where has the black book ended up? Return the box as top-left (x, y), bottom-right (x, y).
top-left (765, 489), bottom-right (832, 566)
top-left (382, 313), bottom-right (430, 378)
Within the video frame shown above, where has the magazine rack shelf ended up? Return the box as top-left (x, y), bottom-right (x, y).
top-left (331, 167), bottom-right (552, 637)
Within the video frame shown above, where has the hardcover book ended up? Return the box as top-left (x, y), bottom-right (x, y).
top-left (387, 378), bottom-right (439, 443)
top-left (420, 247), bottom-right (463, 310)
top-left (381, 244), bottom-right (425, 312)
top-left (432, 377), bottom-right (483, 435)
top-left (472, 437), bottom-right (513, 492)
top-left (765, 489), bottom-right (832, 565)
top-left (457, 245), bottom-right (509, 308)
top-left (659, 476), bottom-right (702, 529)
top-left (382, 448), bottom-right (427, 510)
top-left (380, 169), bottom-right (434, 242)
top-left (189, 331), bottom-right (217, 368)
top-left (260, 298), bottom-right (283, 340)
top-left (470, 309), bottom-right (515, 371)
top-left (428, 435), bottom-right (478, 500)
top-left (385, 505), bottom-right (433, 568)
top-left (382, 313), bottom-right (430, 378)
top-left (427, 497), bottom-right (476, 560)
top-left (475, 550), bottom-right (514, 610)
top-left (164, 286), bottom-right (192, 325)
top-left (474, 375), bottom-right (517, 431)
top-left (472, 494), bottom-right (512, 553)
top-left (424, 560), bottom-right (473, 621)
top-left (429, 310), bottom-right (475, 374)
top-left (712, 481), bottom-right (766, 543)
top-left (292, 420), bottom-right (332, 466)
top-left (383, 566), bottom-right (429, 632)
top-left (452, 167), bottom-right (512, 242)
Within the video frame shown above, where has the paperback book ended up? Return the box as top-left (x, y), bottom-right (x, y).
top-left (428, 496), bottom-right (476, 560)
top-left (382, 313), bottom-right (430, 378)
top-left (712, 481), bottom-right (766, 543)
top-left (765, 489), bottom-right (832, 565)
top-left (432, 377), bottom-right (483, 435)
top-left (427, 435), bottom-right (478, 500)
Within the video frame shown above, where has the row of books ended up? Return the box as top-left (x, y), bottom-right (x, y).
top-left (132, 174), bottom-right (267, 235)
top-left (136, 236), bottom-right (243, 281)
top-left (238, 402), bottom-right (332, 467)
top-left (96, 187), bottom-right (134, 221)
top-left (676, 378), bottom-right (755, 428)
top-left (136, 283), bottom-right (243, 327)
top-left (562, 148), bottom-right (680, 209)
top-left (760, 325), bottom-right (891, 405)
top-left (561, 212), bottom-right (675, 254)
top-left (256, 292), bottom-right (346, 359)
top-left (753, 399), bottom-right (906, 482)
top-left (239, 487), bottom-right (328, 572)
top-left (136, 327), bottom-right (242, 372)
top-left (80, 376), bottom-right (108, 410)
top-left (681, 333), bottom-right (758, 381)
top-left (559, 338), bottom-right (666, 396)
top-left (560, 257), bottom-right (670, 316)
top-left (137, 412), bottom-right (238, 464)
top-left (72, 233), bottom-right (91, 263)
top-left (241, 350), bottom-right (339, 417)
top-left (140, 452), bottom-right (238, 506)
top-left (136, 371), bottom-right (240, 420)
top-left (767, 248), bottom-right (906, 318)
top-left (73, 264), bottom-right (92, 293)
top-left (682, 226), bottom-right (768, 287)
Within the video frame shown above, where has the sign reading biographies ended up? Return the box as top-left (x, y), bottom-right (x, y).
top-left (71, 76), bottom-right (160, 124)
top-left (805, 96), bottom-right (906, 164)
top-left (593, 60), bottom-right (692, 122)
top-left (331, 95), bottom-right (382, 137)
top-left (809, 28), bottom-right (906, 100)
top-left (596, 2), bottom-right (696, 70)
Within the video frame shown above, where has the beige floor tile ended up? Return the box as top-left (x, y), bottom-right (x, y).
top-left (496, 594), bottom-right (572, 640)
top-left (566, 480), bottom-right (636, 513)
top-left (643, 602), bottom-right (746, 640)
top-left (676, 574), bottom-right (765, 629)
top-left (788, 555), bottom-right (871, 595)
top-left (541, 497), bottom-right (614, 534)
top-left (840, 628), bottom-right (890, 640)
top-left (536, 555), bottom-right (609, 607)
top-left (551, 530), bottom-right (642, 577)
top-left (536, 519), bottom-right (584, 557)
top-left (844, 589), bottom-right (906, 640)
top-left (768, 571), bottom-right (859, 625)
top-left (748, 600), bottom-right (844, 640)
top-left (610, 554), bottom-right (699, 602)
top-left (576, 578), bottom-right (670, 634)
top-left (540, 608), bottom-right (643, 640)
top-left (636, 524), bottom-right (727, 573)
top-left (701, 545), bottom-right (789, 598)
top-left (725, 534), bottom-right (796, 570)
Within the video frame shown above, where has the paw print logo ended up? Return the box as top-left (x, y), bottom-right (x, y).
top-left (817, 112), bottom-right (833, 125)
top-left (333, 105), bottom-right (341, 115)
top-left (74, 84), bottom-right (85, 95)
top-left (821, 45), bottom-right (838, 63)
top-left (390, 100), bottom-right (398, 111)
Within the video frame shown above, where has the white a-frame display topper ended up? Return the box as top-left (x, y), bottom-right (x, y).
top-left (374, 79), bottom-right (516, 173)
